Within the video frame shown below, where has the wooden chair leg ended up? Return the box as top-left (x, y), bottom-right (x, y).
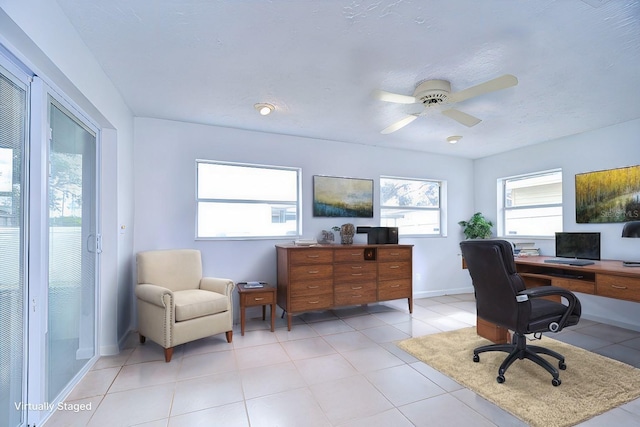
top-left (226, 330), bottom-right (233, 343)
top-left (139, 334), bottom-right (146, 344)
top-left (164, 347), bottom-right (174, 363)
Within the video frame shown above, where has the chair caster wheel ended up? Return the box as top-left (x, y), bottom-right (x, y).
top-left (558, 361), bottom-right (566, 370)
top-left (473, 354), bottom-right (480, 363)
top-left (497, 375), bottom-right (505, 384)
top-left (552, 378), bottom-right (561, 386)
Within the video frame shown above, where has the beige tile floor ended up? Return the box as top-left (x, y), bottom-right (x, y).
top-left (45, 294), bottom-right (640, 426)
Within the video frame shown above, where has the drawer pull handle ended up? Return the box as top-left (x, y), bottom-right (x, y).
top-left (391, 284), bottom-right (400, 288)
top-left (352, 286), bottom-right (363, 290)
top-left (389, 265), bottom-right (400, 269)
top-left (309, 300), bottom-right (320, 304)
top-left (353, 295), bottom-right (362, 298)
top-left (308, 270), bottom-right (319, 274)
top-left (254, 297), bottom-right (265, 301)
top-left (611, 285), bottom-right (628, 290)
top-left (390, 252), bottom-right (400, 256)
top-left (351, 253), bottom-right (360, 256)
top-left (308, 285), bottom-right (319, 289)
top-left (351, 266), bottom-right (363, 269)
top-left (351, 273), bottom-right (363, 276)
top-left (307, 255), bottom-right (320, 258)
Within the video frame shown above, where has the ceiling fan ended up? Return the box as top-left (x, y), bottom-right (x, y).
top-left (375, 74), bottom-right (518, 134)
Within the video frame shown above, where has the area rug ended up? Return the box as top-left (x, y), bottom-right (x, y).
top-left (397, 327), bottom-right (640, 427)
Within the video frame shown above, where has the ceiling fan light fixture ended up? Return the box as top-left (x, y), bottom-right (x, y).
top-left (254, 103), bottom-right (275, 115)
top-left (447, 135), bottom-right (462, 144)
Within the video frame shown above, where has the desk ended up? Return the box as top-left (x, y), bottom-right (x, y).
top-left (472, 256), bottom-right (640, 343)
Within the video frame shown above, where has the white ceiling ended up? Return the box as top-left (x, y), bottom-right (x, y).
top-left (55, 0), bottom-right (640, 159)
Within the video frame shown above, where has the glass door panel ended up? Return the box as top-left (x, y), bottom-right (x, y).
top-left (46, 100), bottom-right (97, 401)
top-left (0, 65), bottom-right (27, 427)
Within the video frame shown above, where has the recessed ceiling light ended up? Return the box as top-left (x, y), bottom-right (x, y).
top-left (254, 103), bottom-right (275, 115)
top-left (447, 135), bottom-right (462, 144)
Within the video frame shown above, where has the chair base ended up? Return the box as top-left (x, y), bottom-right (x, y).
top-left (139, 331), bottom-right (234, 363)
top-left (473, 332), bottom-right (566, 386)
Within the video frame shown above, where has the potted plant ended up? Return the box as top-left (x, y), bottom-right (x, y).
top-left (458, 212), bottom-right (493, 239)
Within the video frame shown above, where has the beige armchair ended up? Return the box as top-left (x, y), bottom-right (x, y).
top-left (135, 249), bottom-right (235, 362)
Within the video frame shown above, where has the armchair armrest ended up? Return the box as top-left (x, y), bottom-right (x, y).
top-left (518, 286), bottom-right (580, 332)
top-left (135, 283), bottom-right (174, 308)
top-left (200, 277), bottom-right (235, 295)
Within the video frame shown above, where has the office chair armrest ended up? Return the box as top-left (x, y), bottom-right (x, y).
top-left (517, 286), bottom-right (579, 332)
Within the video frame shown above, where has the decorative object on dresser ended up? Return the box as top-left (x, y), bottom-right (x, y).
top-left (340, 223), bottom-right (355, 245)
top-left (276, 244), bottom-right (413, 330)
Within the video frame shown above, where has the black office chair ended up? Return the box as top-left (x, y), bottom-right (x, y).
top-left (460, 239), bottom-right (582, 386)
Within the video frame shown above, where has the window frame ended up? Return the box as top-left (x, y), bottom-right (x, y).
top-left (498, 169), bottom-right (563, 238)
top-left (195, 160), bottom-right (302, 240)
top-left (379, 175), bottom-right (446, 237)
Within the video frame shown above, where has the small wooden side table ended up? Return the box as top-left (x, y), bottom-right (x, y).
top-left (237, 282), bottom-right (276, 336)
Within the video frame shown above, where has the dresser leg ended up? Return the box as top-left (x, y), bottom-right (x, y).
top-left (287, 312), bottom-right (292, 331)
top-left (408, 297), bottom-right (413, 313)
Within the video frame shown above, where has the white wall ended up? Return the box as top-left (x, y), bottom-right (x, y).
top-left (474, 118), bottom-right (640, 330)
top-left (133, 117), bottom-right (476, 322)
top-left (0, 1), bottom-right (135, 354)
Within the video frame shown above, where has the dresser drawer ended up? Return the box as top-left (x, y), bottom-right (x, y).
top-left (290, 264), bottom-right (333, 281)
top-left (377, 247), bottom-right (412, 262)
top-left (334, 281), bottom-right (376, 294)
top-left (596, 274), bottom-right (640, 302)
top-left (378, 279), bottom-right (412, 300)
top-left (378, 261), bottom-right (411, 280)
top-left (289, 249), bottom-right (334, 265)
top-left (290, 280), bottom-right (333, 298)
top-left (334, 248), bottom-right (365, 262)
top-left (335, 287), bottom-right (377, 306)
top-left (290, 293), bottom-right (333, 312)
top-left (333, 263), bottom-right (377, 284)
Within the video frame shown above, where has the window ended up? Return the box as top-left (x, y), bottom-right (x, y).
top-left (380, 176), bottom-right (443, 236)
top-left (500, 170), bottom-right (562, 237)
top-left (196, 161), bottom-right (301, 238)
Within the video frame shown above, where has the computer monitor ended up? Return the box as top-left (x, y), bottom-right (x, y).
top-left (555, 232), bottom-right (601, 260)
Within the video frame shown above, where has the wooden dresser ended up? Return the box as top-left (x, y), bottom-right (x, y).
top-left (276, 244), bottom-right (413, 330)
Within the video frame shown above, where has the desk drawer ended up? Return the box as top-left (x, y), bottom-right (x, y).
top-left (289, 249), bottom-right (333, 265)
top-left (596, 274), bottom-right (640, 302)
top-left (334, 263), bottom-right (377, 284)
top-left (290, 264), bottom-right (333, 281)
top-left (553, 278), bottom-right (595, 295)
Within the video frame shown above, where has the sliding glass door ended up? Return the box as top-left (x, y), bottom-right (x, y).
top-left (0, 63), bottom-right (28, 427)
top-left (46, 98), bottom-right (98, 402)
top-left (0, 49), bottom-right (100, 426)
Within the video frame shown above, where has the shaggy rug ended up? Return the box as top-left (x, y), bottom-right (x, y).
top-left (397, 327), bottom-right (640, 427)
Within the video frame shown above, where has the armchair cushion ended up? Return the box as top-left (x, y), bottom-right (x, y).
top-left (174, 289), bottom-right (230, 322)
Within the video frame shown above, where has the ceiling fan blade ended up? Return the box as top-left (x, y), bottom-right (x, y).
top-left (374, 89), bottom-right (418, 104)
top-left (448, 74), bottom-right (518, 103)
top-left (441, 109), bottom-right (482, 127)
top-left (381, 115), bottom-right (418, 134)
